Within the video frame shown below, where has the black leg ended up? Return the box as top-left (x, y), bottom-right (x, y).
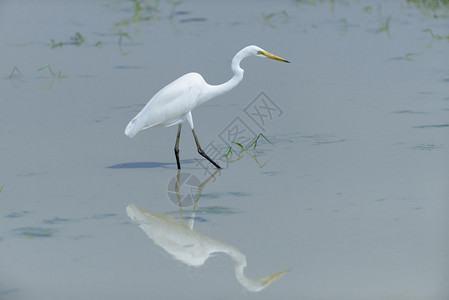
top-left (174, 124), bottom-right (182, 169)
top-left (192, 129), bottom-right (222, 169)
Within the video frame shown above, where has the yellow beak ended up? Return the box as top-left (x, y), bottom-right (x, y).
top-left (258, 50), bottom-right (290, 63)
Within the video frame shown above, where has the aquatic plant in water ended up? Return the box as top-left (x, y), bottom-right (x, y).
top-left (113, 0), bottom-right (161, 30)
top-left (407, 0), bottom-right (449, 18)
top-left (259, 11), bottom-right (289, 28)
top-left (423, 28), bottom-right (449, 42)
top-left (377, 16), bottom-right (391, 38)
top-left (167, 0), bottom-right (183, 20)
top-left (390, 53), bottom-right (419, 61)
top-left (225, 134), bottom-right (273, 167)
top-left (50, 32), bottom-right (86, 49)
top-left (363, 6), bottom-right (373, 13)
top-left (7, 67), bottom-right (22, 79)
top-left (37, 64), bottom-right (67, 80)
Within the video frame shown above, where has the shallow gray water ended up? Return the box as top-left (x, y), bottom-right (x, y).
top-left (1, 0), bottom-right (448, 299)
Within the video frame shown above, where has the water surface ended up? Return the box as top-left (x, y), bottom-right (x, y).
top-left (1, 1), bottom-right (448, 299)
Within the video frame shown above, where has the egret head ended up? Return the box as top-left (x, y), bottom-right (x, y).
top-left (232, 45), bottom-right (290, 70)
top-left (252, 46), bottom-right (290, 63)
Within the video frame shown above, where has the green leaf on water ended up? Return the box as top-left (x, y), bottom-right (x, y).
top-left (224, 147), bottom-right (232, 157)
top-left (231, 141), bottom-right (244, 150)
top-left (37, 64), bottom-right (49, 71)
top-left (245, 133), bottom-right (273, 150)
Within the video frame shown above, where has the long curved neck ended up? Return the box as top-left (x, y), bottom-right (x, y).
top-left (215, 53), bottom-right (245, 95)
top-left (199, 50), bottom-right (247, 104)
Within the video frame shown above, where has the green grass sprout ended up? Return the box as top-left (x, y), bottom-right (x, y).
top-left (50, 32), bottom-right (85, 49)
top-left (168, 0), bottom-right (183, 20)
top-left (377, 16), bottom-right (391, 38)
top-left (37, 64), bottom-right (67, 79)
top-left (117, 31), bottom-right (131, 46)
top-left (363, 6), bottom-right (373, 13)
top-left (245, 133), bottom-right (273, 151)
top-left (390, 53), bottom-right (419, 61)
top-left (50, 39), bottom-right (64, 49)
top-left (224, 134), bottom-right (274, 166)
top-left (8, 66), bottom-right (22, 79)
top-left (38, 64), bottom-right (56, 78)
top-left (423, 28), bottom-right (449, 41)
top-left (260, 11), bottom-right (289, 28)
top-left (407, 0), bottom-right (449, 18)
top-left (70, 32), bottom-right (85, 47)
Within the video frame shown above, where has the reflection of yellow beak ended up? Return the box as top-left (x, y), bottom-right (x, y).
top-left (261, 269), bottom-right (291, 287)
top-left (258, 50), bottom-right (290, 63)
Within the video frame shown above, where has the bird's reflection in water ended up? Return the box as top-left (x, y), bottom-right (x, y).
top-left (126, 170), bottom-right (288, 292)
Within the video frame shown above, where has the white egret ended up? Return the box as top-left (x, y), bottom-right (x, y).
top-left (125, 45), bottom-right (289, 169)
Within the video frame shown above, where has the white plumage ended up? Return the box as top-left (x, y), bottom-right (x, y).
top-left (124, 45), bottom-right (289, 169)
